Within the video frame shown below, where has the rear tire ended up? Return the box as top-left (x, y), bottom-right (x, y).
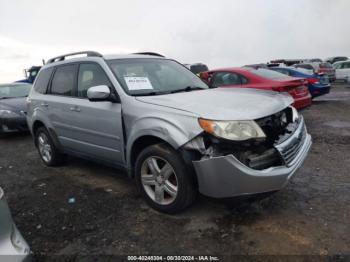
top-left (135, 143), bottom-right (197, 214)
top-left (35, 127), bottom-right (65, 166)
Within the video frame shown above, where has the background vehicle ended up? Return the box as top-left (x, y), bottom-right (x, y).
top-left (0, 187), bottom-right (30, 257)
top-left (293, 63), bottom-right (316, 75)
top-left (270, 67), bottom-right (330, 98)
top-left (0, 83), bottom-right (31, 134)
top-left (316, 62), bottom-right (336, 82)
top-left (200, 67), bottom-right (312, 109)
top-left (184, 63), bottom-right (209, 75)
top-left (333, 60), bottom-right (350, 82)
top-left (27, 51), bottom-right (311, 213)
top-left (304, 58), bottom-right (322, 63)
top-left (325, 56), bottom-right (348, 64)
top-left (293, 62), bottom-right (335, 82)
top-left (15, 66), bottom-right (42, 84)
top-left (270, 59), bottom-right (303, 66)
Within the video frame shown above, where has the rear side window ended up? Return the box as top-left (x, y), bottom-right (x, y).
top-left (51, 64), bottom-right (77, 96)
top-left (212, 72), bottom-right (243, 86)
top-left (34, 67), bottom-right (53, 94)
top-left (246, 68), bottom-right (291, 80)
top-left (77, 63), bottom-right (111, 98)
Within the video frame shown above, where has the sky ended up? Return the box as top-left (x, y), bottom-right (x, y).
top-left (0, 0), bottom-right (349, 82)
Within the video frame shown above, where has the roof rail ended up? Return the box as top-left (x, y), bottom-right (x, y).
top-left (133, 52), bottom-right (165, 57)
top-left (47, 51), bottom-right (103, 64)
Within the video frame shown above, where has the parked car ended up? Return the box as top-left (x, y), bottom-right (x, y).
top-left (325, 56), bottom-right (348, 64)
top-left (293, 63), bottom-right (315, 75)
top-left (200, 67), bottom-right (312, 109)
top-left (293, 62), bottom-right (336, 82)
top-left (184, 63), bottom-right (209, 75)
top-left (0, 83), bottom-right (31, 134)
top-left (270, 67), bottom-right (330, 98)
top-left (270, 59), bottom-right (303, 66)
top-left (333, 60), bottom-right (350, 82)
top-left (0, 187), bottom-right (30, 258)
top-left (27, 51), bottom-right (312, 213)
top-left (304, 58), bottom-right (322, 63)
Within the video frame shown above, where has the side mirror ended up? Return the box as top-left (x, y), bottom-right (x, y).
top-left (87, 85), bottom-right (112, 102)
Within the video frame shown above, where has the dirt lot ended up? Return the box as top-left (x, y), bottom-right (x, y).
top-left (1, 83), bottom-right (350, 260)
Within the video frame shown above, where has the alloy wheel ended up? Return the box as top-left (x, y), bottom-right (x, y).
top-left (140, 156), bottom-right (178, 205)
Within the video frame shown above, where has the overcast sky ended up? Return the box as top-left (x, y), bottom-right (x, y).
top-left (0, 0), bottom-right (349, 82)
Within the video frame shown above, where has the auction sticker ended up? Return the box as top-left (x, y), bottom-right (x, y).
top-left (124, 76), bottom-right (153, 90)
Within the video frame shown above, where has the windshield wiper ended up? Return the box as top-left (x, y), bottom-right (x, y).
top-left (170, 86), bottom-right (205, 94)
top-left (0, 97), bottom-right (11, 100)
top-left (133, 91), bottom-right (167, 96)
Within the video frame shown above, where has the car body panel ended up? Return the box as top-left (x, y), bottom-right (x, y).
top-left (135, 88), bottom-right (293, 121)
top-left (0, 187), bottom-right (30, 258)
top-left (0, 87), bottom-right (30, 133)
top-left (333, 60), bottom-right (350, 81)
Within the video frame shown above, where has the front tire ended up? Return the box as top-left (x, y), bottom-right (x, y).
top-left (135, 143), bottom-right (197, 214)
top-left (35, 127), bottom-right (65, 166)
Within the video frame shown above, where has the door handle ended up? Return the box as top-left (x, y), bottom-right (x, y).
top-left (69, 106), bottom-right (81, 112)
top-left (41, 102), bottom-right (49, 107)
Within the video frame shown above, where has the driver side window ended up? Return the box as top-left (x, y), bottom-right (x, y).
top-left (77, 63), bottom-right (111, 98)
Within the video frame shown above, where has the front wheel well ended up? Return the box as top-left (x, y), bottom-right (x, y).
top-left (129, 136), bottom-right (171, 171)
top-left (32, 120), bottom-right (45, 136)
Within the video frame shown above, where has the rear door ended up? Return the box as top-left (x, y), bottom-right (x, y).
top-left (46, 63), bottom-right (80, 144)
top-left (66, 62), bottom-right (124, 164)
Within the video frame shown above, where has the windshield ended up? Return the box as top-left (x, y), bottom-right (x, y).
top-left (107, 58), bottom-right (208, 96)
top-left (245, 67), bottom-right (292, 80)
top-left (0, 83), bottom-right (32, 98)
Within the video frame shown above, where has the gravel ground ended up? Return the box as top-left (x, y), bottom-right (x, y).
top-left (1, 83), bottom-right (349, 260)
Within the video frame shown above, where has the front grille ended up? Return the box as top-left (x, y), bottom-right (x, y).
top-left (276, 122), bottom-right (306, 166)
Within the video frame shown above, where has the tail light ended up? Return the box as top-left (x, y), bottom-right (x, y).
top-left (272, 86), bottom-right (295, 92)
top-left (308, 78), bottom-right (320, 84)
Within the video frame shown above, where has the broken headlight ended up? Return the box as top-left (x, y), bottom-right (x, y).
top-left (198, 119), bottom-right (266, 141)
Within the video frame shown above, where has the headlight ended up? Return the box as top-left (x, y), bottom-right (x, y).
top-left (0, 110), bottom-right (19, 118)
top-left (198, 118), bottom-right (266, 141)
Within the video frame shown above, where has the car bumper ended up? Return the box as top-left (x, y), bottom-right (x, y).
top-left (310, 84), bottom-right (331, 98)
top-left (193, 118), bottom-right (312, 198)
top-left (0, 117), bottom-right (28, 133)
top-left (293, 93), bottom-right (312, 109)
top-left (0, 191), bottom-right (30, 260)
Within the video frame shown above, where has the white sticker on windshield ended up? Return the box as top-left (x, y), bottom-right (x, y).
top-left (124, 76), bottom-right (153, 90)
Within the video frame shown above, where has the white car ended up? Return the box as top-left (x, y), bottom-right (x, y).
top-left (333, 60), bottom-right (350, 82)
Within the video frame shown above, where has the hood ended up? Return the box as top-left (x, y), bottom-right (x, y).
top-left (0, 97), bottom-right (27, 113)
top-left (136, 88), bottom-right (293, 121)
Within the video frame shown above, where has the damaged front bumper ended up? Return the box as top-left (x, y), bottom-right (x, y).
top-left (192, 117), bottom-right (312, 198)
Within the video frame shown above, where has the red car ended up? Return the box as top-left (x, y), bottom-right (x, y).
top-left (200, 67), bottom-right (312, 109)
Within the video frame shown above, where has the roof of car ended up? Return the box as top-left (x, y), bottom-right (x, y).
top-left (44, 51), bottom-right (167, 67)
top-left (333, 59), bottom-right (350, 65)
top-left (208, 67), bottom-right (249, 73)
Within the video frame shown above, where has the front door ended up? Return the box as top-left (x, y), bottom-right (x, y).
top-left (66, 62), bottom-right (124, 165)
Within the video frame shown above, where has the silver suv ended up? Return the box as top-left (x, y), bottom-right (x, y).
top-left (27, 51), bottom-right (312, 213)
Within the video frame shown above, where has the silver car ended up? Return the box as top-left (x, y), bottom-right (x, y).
top-left (0, 187), bottom-right (30, 259)
top-left (27, 51), bottom-right (312, 213)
